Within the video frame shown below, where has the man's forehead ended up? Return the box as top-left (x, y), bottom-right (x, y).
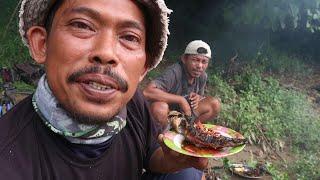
top-left (65, 6), bottom-right (144, 28)
top-left (188, 54), bottom-right (210, 61)
top-left (54, 0), bottom-right (146, 30)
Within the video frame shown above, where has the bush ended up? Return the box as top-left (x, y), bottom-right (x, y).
top-left (266, 162), bottom-right (289, 180)
top-left (253, 48), bottom-right (313, 77)
top-left (291, 153), bottom-right (320, 180)
top-left (208, 74), bottom-right (237, 103)
top-left (207, 74), bottom-right (238, 127)
top-left (0, 0), bottom-right (30, 68)
top-left (145, 69), bottom-right (162, 80)
top-left (12, 81), bottom-right (36, 92)
top-left (279, 91), bottom-right (320, 153)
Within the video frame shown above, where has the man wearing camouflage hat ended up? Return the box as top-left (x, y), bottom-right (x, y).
top-left (143, 40), bottom-right (221, 130)
top-left (0, 0), bottom-right (208, 179)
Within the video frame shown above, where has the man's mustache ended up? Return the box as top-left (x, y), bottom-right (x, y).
top-left (67, 66), bottom-right (128, 92)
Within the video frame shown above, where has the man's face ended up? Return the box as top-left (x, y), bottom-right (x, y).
top-left (38, 0), bottom-right (147, 124)
top-left (182, 54), bottom-right (209, 78)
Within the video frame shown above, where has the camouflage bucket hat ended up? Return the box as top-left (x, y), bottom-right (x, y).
top-left (19, 0), bottom-right (172, 70)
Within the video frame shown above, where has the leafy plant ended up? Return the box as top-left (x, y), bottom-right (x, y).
top-left (222, 158), bottom-right (231, 169)
top-left (266, 162), bottom-right (289, 180)
top-left (12, 81), bottom-right (36, 92)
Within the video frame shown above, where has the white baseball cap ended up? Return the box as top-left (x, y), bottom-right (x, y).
top-left (184, 40), bottom-right (211, 59)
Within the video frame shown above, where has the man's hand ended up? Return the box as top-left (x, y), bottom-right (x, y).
top-left (189, 92), bottom-right (201, 110)
top-left (179, 97), bottom-right (192, 116)
top-left (157, 134), bottom-right (208, 172)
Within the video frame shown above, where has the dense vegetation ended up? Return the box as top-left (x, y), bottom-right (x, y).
top-left (207, 66), bottom-right (319, 179)
top-left (1, 0), bottom-right (320, 179)
top-left (0, 0), bottom-right (30, 68)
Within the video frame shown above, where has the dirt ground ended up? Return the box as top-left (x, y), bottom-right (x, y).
top-left (204, 144), bottom-right (294, 179)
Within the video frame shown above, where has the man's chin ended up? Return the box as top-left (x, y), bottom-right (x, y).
top-left (192, 74), bottom-right (201, 78)
top-left (70, 111), bottom-right (119, 125)
top-left (61, 104), bottom-right (122, 125)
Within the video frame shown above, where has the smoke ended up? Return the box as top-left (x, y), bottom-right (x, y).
top-left (165, 0), bottom-right (320, 65)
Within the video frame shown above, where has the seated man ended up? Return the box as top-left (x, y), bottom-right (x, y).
top-left (143, 40), bottom-right (221, 130)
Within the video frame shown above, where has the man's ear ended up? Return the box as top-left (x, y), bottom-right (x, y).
top-left (26, 26), bottom-right (48, 64)
top-left (139, 67), bottom-right (148, 82)
top-left (181, 54), bottom-right (187, 64)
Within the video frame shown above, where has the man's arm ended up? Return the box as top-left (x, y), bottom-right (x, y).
top-left (143, 82), bottom-right (191, 115)
top-left (143, 82), bottom-right (184, 104)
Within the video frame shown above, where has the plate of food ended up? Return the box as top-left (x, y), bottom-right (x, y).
top-left (229, 163), bottom-right (267, 179)
top-left (163, 111), bottom-right (247, 158)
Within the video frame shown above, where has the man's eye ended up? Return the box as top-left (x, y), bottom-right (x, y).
top-left (70, 21), bottom-right (94, 31)
top-left (122, 35), bottom-right (140, 43)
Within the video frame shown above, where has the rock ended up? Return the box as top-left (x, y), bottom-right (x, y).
top-left (270, 155), bottom-right (277, 160)
top-left (254, 150), bottom-right (264, 157)
top-left (248, 136), bottom-right (253, 145)
top-left (262, 142), bottom-right (268, 153)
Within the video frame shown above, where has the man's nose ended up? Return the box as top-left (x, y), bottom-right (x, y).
top-left (89, 32), bottom-right (119, 67)
top-left (196, 62), bottom-right (204, 70)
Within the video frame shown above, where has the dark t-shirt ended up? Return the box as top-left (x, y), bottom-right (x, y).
top-left (0, 90), bottom-right (159, 180)
top-left (152, 62), bottom-right (207, 97)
